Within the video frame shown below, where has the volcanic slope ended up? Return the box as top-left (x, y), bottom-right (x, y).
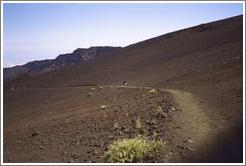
top-left (4, 15), bottom-right (243, 163)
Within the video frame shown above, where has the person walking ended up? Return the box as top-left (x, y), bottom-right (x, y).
top-left (123, 81), bottom-right (127, 86)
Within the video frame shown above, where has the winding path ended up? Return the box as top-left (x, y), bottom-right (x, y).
top-left (12, 85), bottom-right (219, 162)
top-left (163, 89), bottom-right (215, 162)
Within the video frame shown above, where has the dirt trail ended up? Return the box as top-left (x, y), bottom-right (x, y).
top-left (162, 89), bottom-right (216, 162)
top-left (5, 85), bottom-right (224, 162)
top-left (13, 86), bottom-right (215, 145)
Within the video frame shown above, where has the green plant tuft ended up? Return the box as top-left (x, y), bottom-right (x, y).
top-left (113, 120), bottom-right (119, 130)
top-left (135, 118), bottom-right (142, 130)
top-left (148, 88), bottom-right (156, 94)
top-left (104, 137), bottom-right (165, 163)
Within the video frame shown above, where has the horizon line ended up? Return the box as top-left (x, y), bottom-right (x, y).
top-left (3, 13), bottom-right (243, 69)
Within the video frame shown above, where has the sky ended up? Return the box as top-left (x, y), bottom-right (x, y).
top-left (3, 2), bottom-right (243, 67)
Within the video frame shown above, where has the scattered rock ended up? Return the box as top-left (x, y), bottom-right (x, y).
top-left (148, 89), bottom-right (156, 94)
top-left (113, 122), bottom-right (119, 130)
top-left (177, 145), bottom-right (185, 150)
top-left (123, 128), bottom-right (130, 134)
top-left (16, 139), bottom-right (21, 144)
top-left (150, 120), bottom-right (157, 125)
top-left (39, 145), bottom-right (44, 150)
top-left (88, 92), bottom-right (93, 97)
top-left (146, 120), bottom-right (151, 125)
top-left (108, 136), bottom-right (114, 140)
top-left (188, 139), bottom-right (193, 143)
top-left (100, 105), bottom-right (107, 109)
top-left (71, 152), bottom-right (80, 159)
top-left (186, 147), bottom-right (194, 152)
top-left (118, 131), bottom-right (123, 136)
top-left (100, 143), bottom-right (105, 148)
top-left (152, 125), bottom-right (158, 129)
top-left (156, 111), bottom-right (168, 118)
top-left (61, 151), bottom-right (67, 155)
top-left (92, 151), bottom-right (98, 156)
top-left (31, 131), bottom-right (40, 137)
top-left (138, 128), bottom-right (144, 134)
top-left (156, 106), bottom-right (162, 112)
top-left (120, 126), bottom-right (125, 131)
top-left (87, 149), bottom-right (93, 154)
top-left (155, 129), bottom-right (161, 134)
top-left (90, 87), bottom-right (96, 91)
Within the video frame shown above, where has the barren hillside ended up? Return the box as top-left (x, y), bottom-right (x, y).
top-left (3, 15), bottom-right (243, 163)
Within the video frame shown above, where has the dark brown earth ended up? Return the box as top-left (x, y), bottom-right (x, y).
top-left (4, 86), bottom-right (178, 162)
top-left (3, 15), bottom-right (243, 163)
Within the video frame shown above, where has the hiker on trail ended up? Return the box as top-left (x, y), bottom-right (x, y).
top-left (123, 81), bottom-right (127, 86)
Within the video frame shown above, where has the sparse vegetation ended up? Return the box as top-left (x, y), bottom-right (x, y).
top-left (100, 105), bottom-right (107, 109)
top-left (102, 111), bottom-right (107, 118)
top-left (90, 87), bottom-right (96, 91)
top-left (135, 118), bottom-right (142, 130)
top-left (156, 106), bottom-right (162, 112)
top-left (104, 137), bottom-right (165, 163)
top-left (113, 120), bottom-right (119, 130)
top-left (88, 92), bottom-right (93, 97)
top-left (4, 15), bottom-right (243, 163)
top-left (148, 88), bottom-right (156, 94)
top-left (126, 112), bottom-right (129, 117)
top-left (88, 87), bottom-right (96, 97)
top-left (153, 131), bottom-right (158, 139)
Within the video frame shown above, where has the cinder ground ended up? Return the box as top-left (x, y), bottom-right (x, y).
top-left (3, 15), bottom-right (243, 163)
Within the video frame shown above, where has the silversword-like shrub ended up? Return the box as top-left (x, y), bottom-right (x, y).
top-left (104, 137), bottom-right (165, 163)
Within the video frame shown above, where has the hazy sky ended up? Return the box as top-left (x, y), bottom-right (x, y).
top-left (3, 3), bottom-right (243, 67)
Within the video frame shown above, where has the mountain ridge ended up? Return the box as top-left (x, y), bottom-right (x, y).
top-left (3, 46), bottom-right (122, 83)
top-left (3, 15), bottom-right (243, 89)
top-left (4, 15), bottom-right (242, 84)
